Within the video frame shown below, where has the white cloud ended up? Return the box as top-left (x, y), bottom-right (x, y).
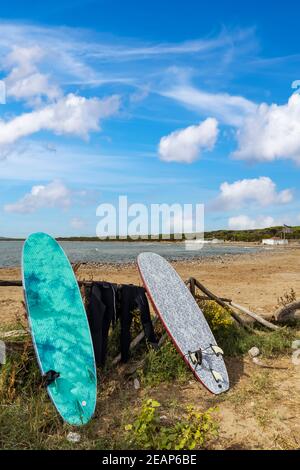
top-left (0, 22), bottom-right (226, 62)
top-left (4, 45), bottom-right (61, 104)
top-left (0, 23), bottom-right (255, 89)
top-left (158, 118), bottom-right (218, 163)
top-left (233, 93), bottom-right (300, 164)
top-left (0, 93), bottom-right (120, 148)
top-left (213, 177), bottom-right (293, 210)
top-left (161, 84), bottom-right (256, 127)
top-left (228, 215), bottom-right (275, 230)
top-left (4, 180), bottom-right (72, 214)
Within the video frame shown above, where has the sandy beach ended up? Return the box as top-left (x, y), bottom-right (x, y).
top-left (1, 246), bottom-right (299, 326)
top-left (1, 246), bottom-right (299, 450)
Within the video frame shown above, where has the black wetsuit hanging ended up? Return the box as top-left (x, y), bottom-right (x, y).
top-left (119, 285), bottom-right (158, 363)
top-left (87, 282), bottom-right (158, 366)
top-left (87, 282), bottom-right (117, 366)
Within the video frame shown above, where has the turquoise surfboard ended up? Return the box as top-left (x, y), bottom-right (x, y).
top-left (22, 232), bottom-right (97, 426)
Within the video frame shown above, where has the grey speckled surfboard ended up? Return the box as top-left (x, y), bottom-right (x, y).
top-left (137, 252), bottom-right (229, 394)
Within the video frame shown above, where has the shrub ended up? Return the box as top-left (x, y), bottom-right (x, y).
top-left (140, 340), bottom-right (189, 386)
top-left (198, 299), bottom-right (234, 332)
top-left (125, 398), bottom-right (218, 450)
top-left (197, 299), bottom-right (296, 357)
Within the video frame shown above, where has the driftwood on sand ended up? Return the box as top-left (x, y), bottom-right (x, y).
top-left (275, 301), bottom-right (300, 323)
top-left (186, 277), bottom-right (247, 327)
top-left (186, 277), bottom-right (280, 331)
top-left (229, 301), bottom-right (279, 331)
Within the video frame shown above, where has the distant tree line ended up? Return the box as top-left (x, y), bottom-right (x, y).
top-left (204, 226), bottom-right (300, 242)
top-left (1, 226), bottom-right (300, 242)
top-left (55, 226), bottom-right (300, 242)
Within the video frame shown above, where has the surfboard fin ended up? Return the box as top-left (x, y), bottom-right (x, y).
top-left (187, 345), bottom-right (224, 372)
top-left (210, 345), bottom-right (224, 356)
top-left (188, 349), bottom-right (203, 366)
top-left (211, 369), bottom-right (223, 383)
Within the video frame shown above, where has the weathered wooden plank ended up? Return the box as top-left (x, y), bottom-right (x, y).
top-left (229, 301), bottom-right (279, 331)
top-left (186, 277), bottom-right (279, 331)
top-left (186, 277), bottom-right (246, 326)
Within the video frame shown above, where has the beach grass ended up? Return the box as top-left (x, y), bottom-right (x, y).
top-left (198, 299), bottom-right (297, 357)
top-left (0, 315), bottom-right (298, 450)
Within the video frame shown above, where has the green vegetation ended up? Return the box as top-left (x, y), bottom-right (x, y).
top-left (0, 335), bottom-right (217, 450)
top-left (55, 225), bottom-right (300, 242)
top-left (46, 224), bottom-right (300, 242)
top-left (204, 225), bottom-right (300, 242)
top-left (139, 340), bottom-right (190, 386)
top-left (0, 340), bottom-right (110, 450)
top-left (0, 343), bottom-right (62, 449)
top-left (198, 299), bottom-right (296, 357)
top-left (0, 305), bottom-right (298, 449)
top-left (125, 399), bottom-right (218, 450)
top-left (134, 300), bottom-right (296, 389)
top-left (2, 224), bottom-right (300, 242)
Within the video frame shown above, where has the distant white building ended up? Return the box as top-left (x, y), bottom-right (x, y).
top-left (203, 238), bottom-right (225, 244)
top-left (262, 237), bottom-right (289, 246)
top-left (212, 238), bottom-right (225, 244)
top-left (184, 238), bottom-right (224, 247)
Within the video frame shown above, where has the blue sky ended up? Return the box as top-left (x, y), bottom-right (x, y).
top-left (0, 0), bottom-right (300, 237)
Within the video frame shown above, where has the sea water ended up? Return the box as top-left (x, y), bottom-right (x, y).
top-left (0, 240), bottom-right (263, 267)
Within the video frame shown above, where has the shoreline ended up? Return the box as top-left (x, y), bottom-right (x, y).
top-left (0, 247), bottom-right (299, 325)
top-left (0, 244), bottom-right (299, 274)
top-left (0, 243), bottom-right (298, 271)
top-left (0, 240), bottom-right (264, 270)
